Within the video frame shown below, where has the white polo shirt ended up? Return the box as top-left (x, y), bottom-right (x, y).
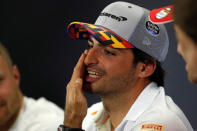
top-left (82, 82), bottom-right (193, 131)
top-left (9, 96), bottom-right (64, 131)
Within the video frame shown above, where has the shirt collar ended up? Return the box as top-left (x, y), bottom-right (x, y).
top-left (124, 82), bottom-right (161, 121)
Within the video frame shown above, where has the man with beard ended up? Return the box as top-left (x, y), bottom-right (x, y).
top-left (60, 2), bottom-right (193, 131)
top-left (0, 42), bottom-right (64, 131)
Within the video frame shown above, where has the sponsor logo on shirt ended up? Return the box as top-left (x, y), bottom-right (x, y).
top-left (91, 111), bottom-right (98, 116)
top-left (141, 123), bottom-right (164, 131)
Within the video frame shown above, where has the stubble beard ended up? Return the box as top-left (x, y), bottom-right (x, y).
top-left (83, 67), bottom-right (137, 98)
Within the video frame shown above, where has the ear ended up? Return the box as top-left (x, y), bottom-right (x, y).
top-left (12, 65), bottom-right (20, 86)
top-left (137, 61), bottom-right (156, 78)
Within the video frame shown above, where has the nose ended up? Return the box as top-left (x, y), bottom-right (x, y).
top-left (84, 47), bottom-right (99, 66)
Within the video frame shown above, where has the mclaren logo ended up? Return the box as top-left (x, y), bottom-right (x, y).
top-left (100, 12), bottom-right (127, 22)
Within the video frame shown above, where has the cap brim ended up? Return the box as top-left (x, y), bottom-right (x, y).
top-left (149, 5), bottom-right (174, 24)
top-left (67, 22), bottom-right (134, 48)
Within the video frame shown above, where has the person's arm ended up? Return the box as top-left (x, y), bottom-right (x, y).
top-left (63, 50), bottom-right (88, 130)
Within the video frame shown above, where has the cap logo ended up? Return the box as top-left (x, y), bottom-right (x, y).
top-left (149, 5), bottom-right (174, 24)
top-left (146, 21), bottom-right (159, 35)
top-left (143, 36), bottom-right (151, 46)
top-left (100, 12), bottom-right (127, 22)
top-left (156, 8), bottom-right (171, 19)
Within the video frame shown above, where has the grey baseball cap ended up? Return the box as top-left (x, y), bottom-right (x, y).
top-left (67, 1), bottom-right (169, 62)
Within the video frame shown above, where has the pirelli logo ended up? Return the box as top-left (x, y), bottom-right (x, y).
top-left (141, 123), bottom-right (164, 131)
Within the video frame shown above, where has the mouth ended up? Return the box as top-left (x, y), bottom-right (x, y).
top-left (85, 69), bottom-right (104, 83)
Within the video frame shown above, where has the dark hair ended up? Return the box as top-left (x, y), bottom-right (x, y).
top-left (131, 48), bottom-right (165, 86)
top-left (173, 0), bottom-right (197, 44)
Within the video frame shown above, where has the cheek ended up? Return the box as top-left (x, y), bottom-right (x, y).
top-left (103, 60), bottom-right (132, 75)
top-left (188, 50), bottom-right (197, 67)
top-left (185, 45), bottom-right (197, 62)
top-left (0, 80), bottom-right (17, 103)
top-left (0, 86), bottom-right (12, 111)
top-left (0, 85), bottom-right (11, 98)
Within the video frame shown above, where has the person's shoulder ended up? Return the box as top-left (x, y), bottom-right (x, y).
top-left (23, 96), bottom-right (64, 123)
top-left (132, 87), bottom-right (193, 131)
top-left (131, 107), bottom-right (192, 130)
top-left (10, 96), bottom-right (64, 131)
top-left (24, 96), bottom-right (63, 113)
top-left (130, 111), bottom-right (193, 131)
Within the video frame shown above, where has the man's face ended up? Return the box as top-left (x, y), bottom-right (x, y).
top-left (174, 25), bottom-right (197, 83)
top-left (83, 37), bottom-right (138, 95)
top-left (0, 56), bottom-right (20, 126)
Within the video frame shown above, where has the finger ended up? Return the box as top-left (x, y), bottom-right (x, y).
top-left (71, 50), bottom-right (88, 80)
top-left (84, 49), bottom-right (88, 55)
top-left (65, 79), bottom-right (86, 114)
top-left (65, 79), bottom-right (88, 128)
top-left (66, 79), bottom-right (83, 103)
